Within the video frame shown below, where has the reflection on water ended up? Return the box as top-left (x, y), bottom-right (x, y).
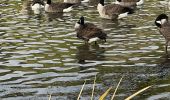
top-left (0, 0), bottom-right (170, 99)
top-left (76, 44), bottom-right (105, 64)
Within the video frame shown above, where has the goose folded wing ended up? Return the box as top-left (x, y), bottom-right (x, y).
top-left (81, 27), bottom-right (106, 40)
top-left (160, 27), bottom-right (170, 40)
top-left (105, 4), bottom-right (127, 16)
top-left (53, 3), bottom-right (74, 9)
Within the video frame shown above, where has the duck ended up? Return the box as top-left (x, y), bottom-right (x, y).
top-left (155, 14), bottom-right (170, 54)
top-left (75, 16), bottom-right (107, 44)
top-left (97, 0), bottom-right (134, 20)
top-left (45, 0), bottom-right (75, 13)
top-left (31, 0), bottom-right (44, 14)
top-left (114, 0), bottom-right (144, 7)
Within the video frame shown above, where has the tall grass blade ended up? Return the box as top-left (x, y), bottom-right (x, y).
top-left (91, 75), bottom-right (97, 100)
top-left (111, 75), bottom-right (124, 100)
top-left (124, 86), bottom-right (152, 100)
top-left (77, 80), bottom-right (87, 100)
top-left (99, 87), bottom-right (112, 100)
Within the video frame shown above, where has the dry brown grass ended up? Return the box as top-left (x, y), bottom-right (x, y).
top-left (77, 75), bottom-right (151, 100)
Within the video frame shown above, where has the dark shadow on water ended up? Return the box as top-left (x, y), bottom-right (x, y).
top-left (45, 12), bottom-right (73, 22)
top-left (75, 43), bottom-right (105, 64)
top-left (99, 18), bottom-right (136, 30)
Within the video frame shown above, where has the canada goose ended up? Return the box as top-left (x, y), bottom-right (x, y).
top-left (155, 14), bottom-right (170, 54)
top-left (45, 0), bottom-right (75, 13)
top-left (75, 16), bottom-right (107, 44)
top-left (114, 0), bottom-right (144, 7)
top-left (97, 0), bottom-right (134, 19)
top-left (31, 0), bottom-right (44, 14)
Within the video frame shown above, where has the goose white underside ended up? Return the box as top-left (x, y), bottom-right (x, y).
top-left (136, 0), bottom-right (144, 5)
top-left (64, 0), bottom-right (80, 3)
top-left (63, 6), bottom-right (73, 12)
top-left (118, 12), bottom-right (128, 19)
top-left (74, 23), bottom-right (80, 29)
top-left (45, 4), bottom-right (49, 12)
top-left (81, 0), bottom-right (89, 3)
top-left (156, 19), bottom-right (167, 25)
top-left (88, 37), bottom-right (100, 43)
top-left (113, 0), bottom-right (144, 5)
top-left (31, 4), bottom-right (44, 14)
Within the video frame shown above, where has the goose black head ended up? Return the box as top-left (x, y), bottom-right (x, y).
top-left (117, 0), bottom-right (121, 2)
top-left (99, 0), bottom-right (104, 6)
top-left (78, 16), bottom-right (85, 25)
top-left (155, 14), bottom-right (168, 28)
top-left (32, 0), bottom-right (44, 6)
top-left (75, 16), bottom-right (85, 29)
top-left (47, 0), bottom-right (51, 4)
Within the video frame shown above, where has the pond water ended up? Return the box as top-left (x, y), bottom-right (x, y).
top-left (0, 0), bottom-right (170, 100)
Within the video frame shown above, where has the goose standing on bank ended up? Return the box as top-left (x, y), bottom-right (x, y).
top-left (31, 0), bottom-right (44, 14)
top-left (75, 16), bottom-right (107, 44)
top-left (97, 0), bottom-right (134, 19)
top-left (155, 14), bottom-right (170, 54)
top-left (45, 0), bottom-right (75, 13)
top-left (114, 0), bottom-right (144, 7)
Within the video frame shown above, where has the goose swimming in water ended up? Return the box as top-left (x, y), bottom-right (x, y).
top-left (45, 0), bottom-right (75, 13)
top-left (114, 0), bottom-right (144, 7)
top-left (97, 0), bottom-right (134, 20)
top-left (75, 16), bottom-right (107, 44)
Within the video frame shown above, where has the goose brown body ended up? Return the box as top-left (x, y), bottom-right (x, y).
top-left (75, 17), bottom-right (107, 43)
top-left (45, 0), bottom-right (74, 13)
top-left (104, 4), bottom-right (133, 17)
top-left (159, 23), bottom-right (170, 41)
top-left (77, 23), bottom-right (106, 41)
top-left (98, 0), bottom-right (134, 19)
top-left (155, 14), bottom-right (170, 54)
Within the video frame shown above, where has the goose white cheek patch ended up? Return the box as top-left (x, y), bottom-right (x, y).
top-left (156, 21), bottom-right (161, 24)
top-left (74, 23), bottom-right (80, 29)
top-left (161, 19), bottom-right (167, 24)
top-left (156, 19), bottom-right (167, 25)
